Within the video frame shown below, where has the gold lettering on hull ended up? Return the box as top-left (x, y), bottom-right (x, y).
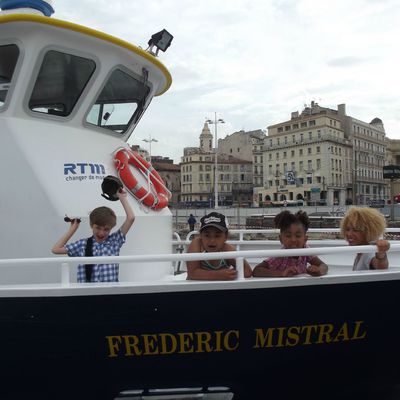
top-left (106, 321), bottom-right (367, 358)
top-left (254, 320), bottom-right (366, 348)
top-left (106, 330), bottom-right (240, 358)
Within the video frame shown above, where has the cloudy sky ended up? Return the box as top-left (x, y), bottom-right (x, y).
top-left (54, 0), bottom-right (400, 163)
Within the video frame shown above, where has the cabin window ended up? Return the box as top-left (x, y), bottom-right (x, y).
top-left (87, 68), bottom-right (151, 134)
top-left (0, 44), bottom-right (19, 107)
top-left (29, 50), bottom-right (95, 116)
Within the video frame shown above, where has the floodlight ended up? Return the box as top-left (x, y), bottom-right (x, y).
top-left (146, 29), bottom-right (173, 56)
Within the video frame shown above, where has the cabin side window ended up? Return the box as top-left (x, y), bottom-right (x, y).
top-left (29, 50), bottom-right (95, 116)
top-left (0, 44), bottom-right (20, 107)
top-left (86, 68), bottom-right (151, 134)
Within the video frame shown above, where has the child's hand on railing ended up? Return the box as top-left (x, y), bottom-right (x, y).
top-left (216, 267), bottom-right (238, 280)
top-left (307, 263), bottom-right (328, 277)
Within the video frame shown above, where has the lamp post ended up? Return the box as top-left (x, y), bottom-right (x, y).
top-left (206, 113), bottom-right (225, 209)
top-left (142, 135), bottom-right (158, 160)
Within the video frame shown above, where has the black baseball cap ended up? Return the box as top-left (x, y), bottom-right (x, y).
top-left (199, 212), bottom-right (228, 232)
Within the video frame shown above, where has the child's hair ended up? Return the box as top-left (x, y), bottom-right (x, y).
top-left (89, 206), bottom-right (117, 227)
top-left (274, 210), bottom-right (310, 233)
top-left (340, 207), bottom-right (386, 243)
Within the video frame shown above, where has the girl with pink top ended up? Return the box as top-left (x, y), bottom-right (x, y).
top-left (253, 210), bottom-right (328, 278)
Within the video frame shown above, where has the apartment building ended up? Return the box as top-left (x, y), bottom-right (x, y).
top-left (255, 102), bottom-right (388, 207)
top-left (218, 129), bottom-right (266, 187)
top-left (180, 123), bottom-right (253, 206)
top-left (384, 138), bottom-right (400, 199)
top-left (151, 156), bottom-right (181, 207)
top-left (341, 109), bottom-right (387, 205)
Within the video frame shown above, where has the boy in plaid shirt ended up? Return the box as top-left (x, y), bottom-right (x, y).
top-left (52, 189), bottom-right (135, 282)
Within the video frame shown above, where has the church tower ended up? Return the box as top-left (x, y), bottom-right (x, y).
top-left (199, 122), bottom-right (213, 153)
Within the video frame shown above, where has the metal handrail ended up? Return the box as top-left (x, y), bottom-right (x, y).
top-left (1, 244), bottom-right (399, 280)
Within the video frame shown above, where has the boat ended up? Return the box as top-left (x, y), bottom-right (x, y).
top-left (1, 1), bottom-right (400, 399)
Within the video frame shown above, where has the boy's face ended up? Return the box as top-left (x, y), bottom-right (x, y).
top-left (91, 224), bottom-right (112, 243)
top-left (200, 227), bottom-right (227, 252)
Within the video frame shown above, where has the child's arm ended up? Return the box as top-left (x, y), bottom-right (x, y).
top-left (370, 239), bottom-right (390, 270)
top-left (51, 219), bottom-right (80, 254)
top-left (118, 189), bottom-right (135, 236)
top-left (186, 238), bottom-right (238, 281)
top-left (307, 256), bottom-right (328, 276)
top-left (253, 259), bottom-right (290, 277)
top-left (223, 243), bottom-right (252, 278)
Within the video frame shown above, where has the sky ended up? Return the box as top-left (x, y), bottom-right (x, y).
top-left (54, 0), bottom-right (400, 163)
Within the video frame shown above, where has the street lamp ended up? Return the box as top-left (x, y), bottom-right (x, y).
top-left (206, 113), bottom-right (225, 209)
top-left (142, 135), bottom-right (158, 160)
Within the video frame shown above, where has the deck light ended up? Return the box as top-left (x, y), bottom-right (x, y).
top-left (146, 29), bottom-right (173, 56)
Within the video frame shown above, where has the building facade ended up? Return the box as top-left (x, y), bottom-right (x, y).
top-left (255, 102), bottom-right (388, 207)
top-left (151, 156), bottom-right (181, 208)
top-left (180, 123), bottom-right (253, 207)
top-left (218, 129), bottom-right (266, 188)
top-left (341, 110), bottom-right (387, 205)
top-left (385, 138), bottom-right (400, 200)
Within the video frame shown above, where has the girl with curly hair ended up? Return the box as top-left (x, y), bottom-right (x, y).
top-left (253, 210), bottom-right (328, 278)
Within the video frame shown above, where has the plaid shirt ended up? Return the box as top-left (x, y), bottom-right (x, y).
top-left (65, 229), bottom-right (125, 282)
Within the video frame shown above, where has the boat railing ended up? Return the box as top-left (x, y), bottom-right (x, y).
top-left (174, 227), bottom-right (400, 248)
top-left (1, 243), bottom-right (400, 286)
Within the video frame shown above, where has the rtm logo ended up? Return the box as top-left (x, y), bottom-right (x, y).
top-left (64, 163), bottom-right (106, 175)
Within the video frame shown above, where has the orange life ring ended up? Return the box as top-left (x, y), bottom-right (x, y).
top-left (114, 148), bottom-right (170, 210)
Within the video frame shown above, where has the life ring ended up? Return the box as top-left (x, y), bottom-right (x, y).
top-left (114, 148), bottom-right (171, 210)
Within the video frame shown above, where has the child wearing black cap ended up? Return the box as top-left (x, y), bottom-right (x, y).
top-left (186, 212), bottom-right (252, 280)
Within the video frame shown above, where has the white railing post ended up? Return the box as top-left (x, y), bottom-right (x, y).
top-left (61, 262), bottom-right (70, 286)
top-left (236, 257), bottom-right (244, 280)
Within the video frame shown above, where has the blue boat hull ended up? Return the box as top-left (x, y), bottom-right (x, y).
top-left (1, 279), bottom-right (400, 399)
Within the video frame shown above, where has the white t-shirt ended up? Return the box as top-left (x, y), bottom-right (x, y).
top-left (353, 253), bottom-right (374, 271)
